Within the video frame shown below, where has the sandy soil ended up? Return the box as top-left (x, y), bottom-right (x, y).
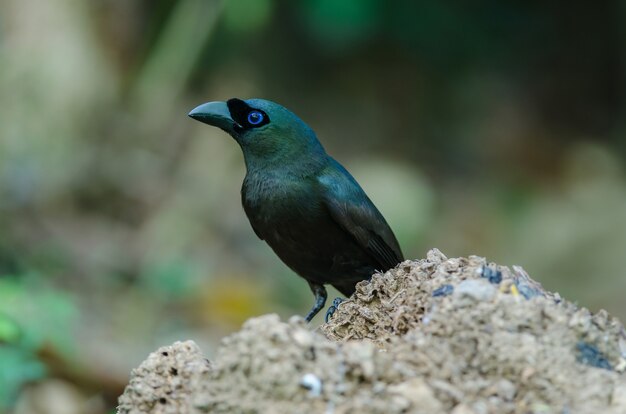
top-left (117, 249), bottom-right (626, 414)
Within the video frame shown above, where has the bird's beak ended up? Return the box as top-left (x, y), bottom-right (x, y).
top-left (188, 101), bottom-right (237, 133)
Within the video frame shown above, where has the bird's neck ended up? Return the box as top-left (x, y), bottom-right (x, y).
top-left (242, 146), bottom-right (328, 179)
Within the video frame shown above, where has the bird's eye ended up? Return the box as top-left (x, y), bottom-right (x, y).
top-left (247, 111), bottom-right (264, 125)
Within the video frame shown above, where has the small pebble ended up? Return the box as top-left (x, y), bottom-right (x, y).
top-left (455, 279), bottom-right (497, 302)
top-left (432, 284), bottom-right (454, 297)
top-left (300, 373), bottom-right (323, 397)
top-left (478, 265), bottom-right (502, 284)
top-left (515, 281), bottom-right (543, 299)
top-left (576, 342), bottom-right (612, 370)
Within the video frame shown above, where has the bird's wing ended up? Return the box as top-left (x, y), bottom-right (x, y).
top-left (318, 162), bottom-right (404, 271)
top-left (247, 217), bottom-right (264, 240)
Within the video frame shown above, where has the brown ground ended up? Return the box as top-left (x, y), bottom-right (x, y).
top-left (117, 249), bottom-right (626, 414)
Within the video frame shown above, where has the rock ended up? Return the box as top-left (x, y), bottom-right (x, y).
top-left (117, 341), bottom-right (211, 414)
top-left (388, 378), bottom-right (443, 413)
top-left (454, 279), bottom-right (497, 303)
top-left (118, 250), bottom-right (626, 414)
top-left (451, 404), bottom-right (477, 414)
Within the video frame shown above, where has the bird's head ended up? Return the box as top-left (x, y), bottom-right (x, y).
top-left (189, 98), bottom-right (326, 168)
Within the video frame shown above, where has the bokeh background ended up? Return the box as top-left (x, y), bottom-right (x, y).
top-left (0, 0), bottom-right (624, 412)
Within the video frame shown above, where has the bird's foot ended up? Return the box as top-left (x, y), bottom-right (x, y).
top-left (325, 297), bottom-right (344, 323)
top-left (304, 283), bottom-right (327, 323)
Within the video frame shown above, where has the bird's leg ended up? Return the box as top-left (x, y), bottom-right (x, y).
top-left (304, 282), bottom-right (327, 323)
top-left (325, 297), bottom-right (344, 323)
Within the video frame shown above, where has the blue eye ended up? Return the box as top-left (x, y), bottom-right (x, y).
top-left (247, 111), bottom-right (264, 125)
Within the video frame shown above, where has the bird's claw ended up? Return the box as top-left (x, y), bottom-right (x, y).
top-left (325, 297), bottom-right (344, 323)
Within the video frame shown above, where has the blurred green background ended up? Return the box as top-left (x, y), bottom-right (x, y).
top-left (0, 0), bottom-right (624, 412)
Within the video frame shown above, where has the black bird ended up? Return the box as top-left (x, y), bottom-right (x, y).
top-left (189, 98), bottom-right (404, 322)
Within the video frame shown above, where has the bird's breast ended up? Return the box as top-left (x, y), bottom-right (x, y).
top-left (240, 172), bottom-right (378, 285)
top-left (242, 174), bottom-right (324, 231)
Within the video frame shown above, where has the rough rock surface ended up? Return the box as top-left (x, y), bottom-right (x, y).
top-left (118, 249), bottom-right (626, 414)
top-left (118, 341), bottom-right (211, 414)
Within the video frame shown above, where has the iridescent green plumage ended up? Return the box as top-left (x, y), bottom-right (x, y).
top-left (189, 98), bottom-right (403, 321)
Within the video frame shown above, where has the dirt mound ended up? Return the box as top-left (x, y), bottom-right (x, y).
top-left (117, 250), bottom-right (626, 414)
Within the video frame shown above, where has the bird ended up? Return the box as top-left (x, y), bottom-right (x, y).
top-left (188, 98), bottom-right (404, 322)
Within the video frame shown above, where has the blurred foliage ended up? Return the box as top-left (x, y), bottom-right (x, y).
top-left (0, 345), bottom-right (45, 411)
top-left (0, 277), bottom-right (77, 409)
top-left (0, 0), bottom-right (624, 412)
top-left (0, 313), bottom-right (46, 410)
top-left (0, 277), bottom-right (77, 355)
